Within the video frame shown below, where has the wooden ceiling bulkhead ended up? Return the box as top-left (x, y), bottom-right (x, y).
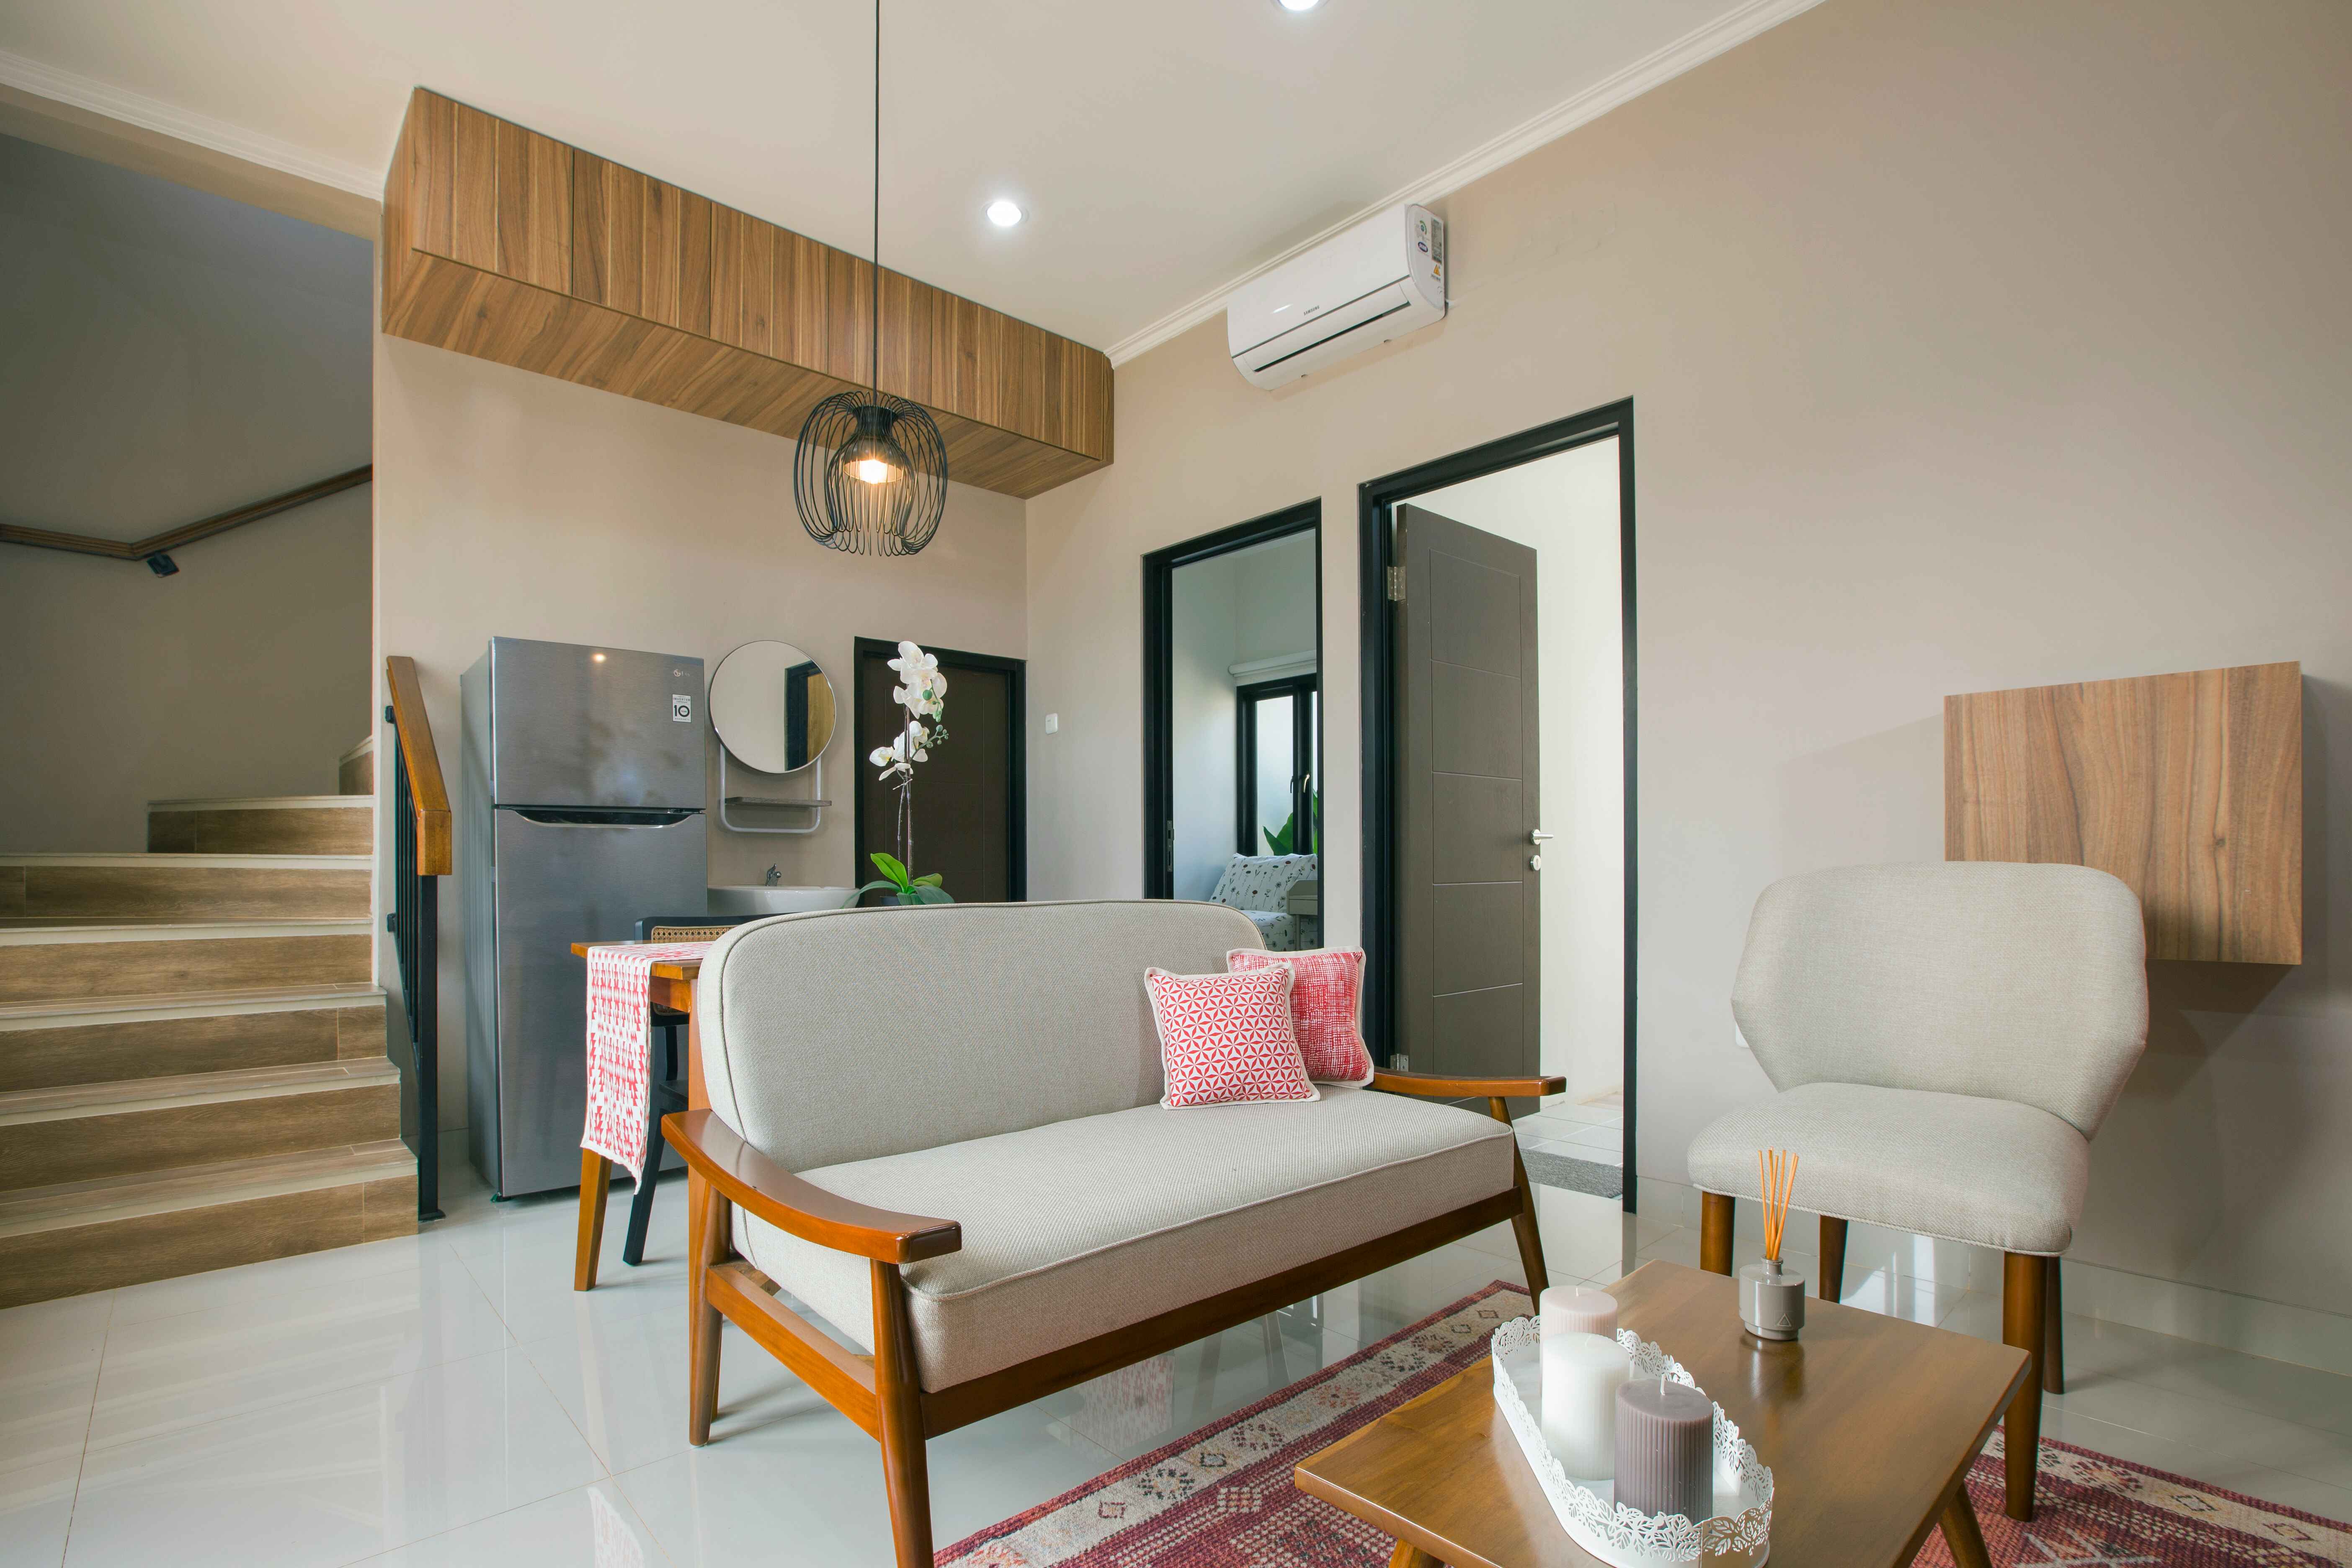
top-left (380, 89), bottom-right (1110, 498)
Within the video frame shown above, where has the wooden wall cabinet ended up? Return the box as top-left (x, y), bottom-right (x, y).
top-left (1945, 661), bottom-right (2302, 963)
top-left (380, 90), bottom-right (1110, 499)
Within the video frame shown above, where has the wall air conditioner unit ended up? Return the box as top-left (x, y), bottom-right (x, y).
top-left (1227, 204), bottom-right (1445, 389)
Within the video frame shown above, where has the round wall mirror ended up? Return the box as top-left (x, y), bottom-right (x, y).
top-left (709, 640), bottom-right (837, 774)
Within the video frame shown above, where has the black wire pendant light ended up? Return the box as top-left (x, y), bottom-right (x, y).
top-left (795, 0), bottom-right (947, 556)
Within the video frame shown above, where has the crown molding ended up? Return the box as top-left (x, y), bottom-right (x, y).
top-left (1104, 0), bottom-right (1825, 368)
top-left (0, 48), bottom-right (381, 199)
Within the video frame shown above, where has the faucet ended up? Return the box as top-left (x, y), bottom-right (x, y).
top-left (764, 864), bottom-right (782, 887)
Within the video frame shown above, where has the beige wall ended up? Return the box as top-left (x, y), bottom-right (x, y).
top-left (374, 337), bottom-right (1026, 1130)
top-left (1026, 0), bottom-right (2352, 1319)
top-left (0, 494), bottom-right (372, 851)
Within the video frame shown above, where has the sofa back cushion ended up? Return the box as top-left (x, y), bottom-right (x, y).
top-left (697, 899), bottom-right (1267, 1171)
top-left (1209, 854), bottom-right (1318, 913)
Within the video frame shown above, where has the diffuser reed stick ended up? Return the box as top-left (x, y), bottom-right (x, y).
top-left (1756, 1148), bottom-right (1799, 1264)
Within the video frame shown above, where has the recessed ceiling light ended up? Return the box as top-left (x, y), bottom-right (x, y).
top-left (986, 199), bottom-right (1024, 228)
top-left (1274, 0), bottom-right (1325, 11)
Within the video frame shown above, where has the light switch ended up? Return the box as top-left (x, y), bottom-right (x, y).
top-left (1044, 713), bottom-right (1059, 734)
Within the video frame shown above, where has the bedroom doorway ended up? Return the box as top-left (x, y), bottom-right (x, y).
top-left (1142, 502), bottom-right (1323, 949)
top-left (1360, 401), bottom-right (1636, 1203)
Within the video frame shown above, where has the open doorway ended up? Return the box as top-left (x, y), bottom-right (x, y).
top-left (1360, 402), bottom-right (1635, 1204)
top-left (1143, 503), bottom-right (1322, 949)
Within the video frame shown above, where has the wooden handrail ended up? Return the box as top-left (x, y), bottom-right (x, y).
top-left (384, 655), bottom-right (452, 876)
top-left (0, 466), bottom-right (373, 564)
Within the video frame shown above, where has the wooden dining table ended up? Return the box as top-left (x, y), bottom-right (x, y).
top-left (568, 941), bottom-right (704, 1290)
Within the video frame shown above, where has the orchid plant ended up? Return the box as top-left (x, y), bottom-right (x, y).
top-left (851, 641), bottom-right (954, 906)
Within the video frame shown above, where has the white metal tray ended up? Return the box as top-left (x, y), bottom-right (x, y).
top-left (1491, 1316), bottom-right (1773, 1566)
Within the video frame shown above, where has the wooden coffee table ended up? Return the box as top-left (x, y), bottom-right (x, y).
top-left (1295, 1261), bottom-right (2026, 1568)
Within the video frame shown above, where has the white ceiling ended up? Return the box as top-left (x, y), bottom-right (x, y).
top-left (0, 0), bottom-right (1811, 355)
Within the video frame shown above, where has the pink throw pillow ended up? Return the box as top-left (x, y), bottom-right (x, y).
top-left (1145, 966), bottom-right (1319, 1109)
top-left (1226, 948), bottom-right (1376, 1086)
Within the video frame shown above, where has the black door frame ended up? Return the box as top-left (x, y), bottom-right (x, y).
top-left (1235, 672), bottom-right (1319, 855)
top-left (1358, 398), bottom-right (1638, 1204)
top-left (851, 637), bottom-right (1028, 900)
top-left (1142, 500), bottom-right (1322, 898)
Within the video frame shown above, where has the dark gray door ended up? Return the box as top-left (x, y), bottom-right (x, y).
top-left (1396, 504), bottom-right (1540, 1103)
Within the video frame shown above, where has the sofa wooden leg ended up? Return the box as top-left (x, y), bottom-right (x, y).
top-left (686, 1171), bottom-right (728, 1447)
top-left (1939, 1481), bottom-right (1993, 1568)
top-left (872, 1261), bottom-right (935, 1568)
top-left (575, 1149), bottom-right (611, 1292)
top-left (1488, 1096), bottom-right (1550, 1298)
top-left (2044, 1254), bottom-right (2066, 1394)
top-left (1700, 1192), bottom-right (1735, 1276)
top-left (1819, 1215), bottom-right (1847, 1303)
top-left (2001, 1251), bottom-right (2046, 1520)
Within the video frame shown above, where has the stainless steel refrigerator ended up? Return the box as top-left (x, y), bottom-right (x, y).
top-left (461, 637), bottom-right (707, 1198)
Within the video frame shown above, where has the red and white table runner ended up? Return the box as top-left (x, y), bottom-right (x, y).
top-left (582, 942), bottom-right (713, 1179)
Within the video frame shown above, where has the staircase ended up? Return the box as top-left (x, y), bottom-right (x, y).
top-left (0, 758), bottom-right (415, 1309)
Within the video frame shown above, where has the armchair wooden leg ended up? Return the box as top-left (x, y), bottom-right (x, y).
top-left (686, 1170), bottom-right (729, 1446)
top-left (872, 1260), bottom-right (935, 1568)
top-left (574, 1149), bottom-right (611, 1292)
top-left (1939, 1480), bottom-right (1993, 1568)
top-left (2001, 1251), bottom-right (2047, 1520)
top-left (1819, 1215), bottom-right (1847, 1303)
top-left (1700, 1192), bottom-right (1735, 1277)
top-left (2045, 1254), bottom-right (2066, 1394)
top-left (1488, 1096), bottom-right (1550, 1298)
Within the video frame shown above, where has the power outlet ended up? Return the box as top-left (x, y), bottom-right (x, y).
top-left (1044, 713), bottom-right (1060, 734)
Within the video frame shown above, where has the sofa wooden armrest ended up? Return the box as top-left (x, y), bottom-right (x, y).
top-left (1371, 1069), bottom-right (1567, 1101)
top-left (664, 1109), bottom-right (962, 1264)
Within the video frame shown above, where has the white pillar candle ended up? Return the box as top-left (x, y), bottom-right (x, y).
top-left (1540, 1284), bottom-right (1619, 1340)
top-left (1540, 1329), bottom-right (1633, 1479)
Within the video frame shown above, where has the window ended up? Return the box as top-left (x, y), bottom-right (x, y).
top-left (1238, 675), bottom-right (1318, 855)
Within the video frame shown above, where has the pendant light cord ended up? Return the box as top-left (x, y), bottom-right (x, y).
top-left (871, 0), bottom-right (881, 395)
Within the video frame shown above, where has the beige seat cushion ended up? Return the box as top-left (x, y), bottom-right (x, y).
top-left (734, 1085), bottom-right (1514, 1391)
top-left (1687, 1082), bottom-right (2089, 1255)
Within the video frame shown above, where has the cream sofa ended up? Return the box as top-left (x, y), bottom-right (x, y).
top-left (666, 899), bottom-right (1559, 1568)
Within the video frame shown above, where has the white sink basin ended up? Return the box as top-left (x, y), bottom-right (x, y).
top-left (707, 885), bottom-right (858, 916)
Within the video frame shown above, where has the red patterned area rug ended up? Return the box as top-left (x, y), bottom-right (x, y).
top-left (937, 1280), bottom-right (2352, 1568)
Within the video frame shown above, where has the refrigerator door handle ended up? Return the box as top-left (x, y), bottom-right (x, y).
top-left (509, 807), bottom-right (699, 827)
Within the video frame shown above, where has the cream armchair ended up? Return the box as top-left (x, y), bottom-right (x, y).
top-left (1689, 862), bottom-right (2147, 1523)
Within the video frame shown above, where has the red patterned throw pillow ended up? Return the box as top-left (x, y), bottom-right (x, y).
top-left (1145, 966), bottom-right (1319, 1109)
top-left (1227, 947), bottom-right (1376, 1086)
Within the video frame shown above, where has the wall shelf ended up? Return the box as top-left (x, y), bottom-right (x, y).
top-left (1945, 660), bottom-right (2302, 964)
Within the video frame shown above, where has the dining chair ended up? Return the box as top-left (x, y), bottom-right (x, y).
top-left (1689, 862), bottom-right (2147, 1523)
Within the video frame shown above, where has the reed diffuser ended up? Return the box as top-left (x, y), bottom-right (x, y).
top-left (1738, 1148), bottom-right (1807, 1341)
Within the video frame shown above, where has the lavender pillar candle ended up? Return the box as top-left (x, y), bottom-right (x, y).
top-left (1613, 1373), bottom-right (1715, 1520)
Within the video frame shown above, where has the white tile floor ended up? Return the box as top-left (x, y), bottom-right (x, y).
top-left (6, 1139), bottom-right (2350, 1567)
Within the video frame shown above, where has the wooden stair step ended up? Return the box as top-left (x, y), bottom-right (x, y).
top-left (0, 1139), bottom-right (416, 1308)
top-left (147, 795), bottom-right (373, 855)
top-left (0, 1059), bottom-right (402, 1191)
top-left (0, 853), bottom-right (371, 921)
top-left (0, 920), bottom-right (373, 1006)
top-left (0, 985), bottom-right (386, 1094)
